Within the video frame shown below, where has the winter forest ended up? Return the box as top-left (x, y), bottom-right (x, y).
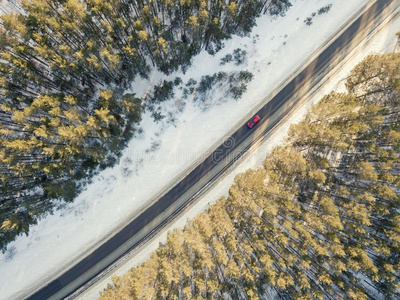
top-left (1, 0), bottom-right (399, 299)
top-left (100, 53), bottom-right (400, 299)
top-left (0, 0), bottom-right (292, 251)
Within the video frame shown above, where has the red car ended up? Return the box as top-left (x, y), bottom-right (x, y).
top-left (247, 115), bottom-right (261, 128)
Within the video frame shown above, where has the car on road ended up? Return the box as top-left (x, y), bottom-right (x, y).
top-left (247, 115), bottom-right (261, 128)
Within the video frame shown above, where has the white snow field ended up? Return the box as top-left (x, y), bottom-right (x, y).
top-left (0, 1), bottom-right (398, 299)
top-left (0, 0), bottom-right (22, 15)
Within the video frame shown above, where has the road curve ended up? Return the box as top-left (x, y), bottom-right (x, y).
top-left (27, 1), bottom-right (398, 299)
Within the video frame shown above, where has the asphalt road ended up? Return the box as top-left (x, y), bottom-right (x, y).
top-left (27, 1), bottom-right (398, 299)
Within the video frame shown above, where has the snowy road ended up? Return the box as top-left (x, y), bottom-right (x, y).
top-left (26, 1), bottom-right (400, 299)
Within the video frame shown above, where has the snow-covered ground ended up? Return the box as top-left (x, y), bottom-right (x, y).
top-left (0, 0), bottom-right (22, 14)
top-left (1, 1), bottom-right (398, 299)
